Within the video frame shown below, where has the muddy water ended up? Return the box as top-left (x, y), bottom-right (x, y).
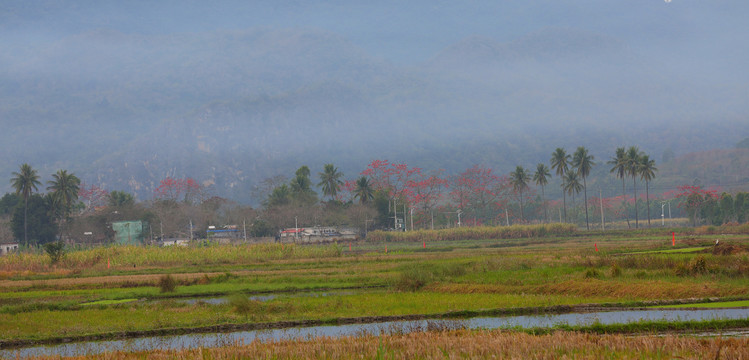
top-left (2, 308), bottom-right (747, 358)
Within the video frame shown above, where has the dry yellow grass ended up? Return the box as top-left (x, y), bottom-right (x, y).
top-left (22, 330), bottom-right (749, 359)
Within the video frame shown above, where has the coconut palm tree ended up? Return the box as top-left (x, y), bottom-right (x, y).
top-left (626, 146), bottom-right (642, 228)
top-left (563, 171), bottom-right (582, 224)
top-left (638, 154), bottom-right (658, 227)
top-left (10, 164), bottom-right (41, 246)
top-left (47, 170), bottom-right (81, 243)
top-left (317, 163), bottom-right (344, 201)
top-left (354, 176), bottom-right (374, 204)
top-left (550, 148), bottom-right (571, 222)
top-left (607, 147), bottom-right (630, 228)
top-left (572, 146), bottom-right (595, 230)
top-left (533, 163), bottom-right (551, 222)
top-left (510, 166), bottom-right (531, 223)
top-left (47, 170), bottom-right (81, 219)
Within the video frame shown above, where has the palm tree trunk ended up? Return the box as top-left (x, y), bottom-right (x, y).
top-left (646, 180), bottom-right (651, 227)
top-left (23, 197), bottom-right (28, 247)
top-left (583, 177), bottom-right (589, 230)
top-left (541, 186), bottom-right (547, 223)
top-left (632, 177), bottom-right (638, 229)
top-left (622, 178), bottom-right (630, 229)
top-left (519, 191), bottom-right (524, 223)
top-left (562, 190), bottom-right (567, 223)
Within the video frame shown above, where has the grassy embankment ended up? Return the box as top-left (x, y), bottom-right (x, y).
top-left (0, 223), bottom-right (747, 345)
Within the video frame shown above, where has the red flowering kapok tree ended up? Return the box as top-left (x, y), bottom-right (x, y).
top-left (154, 177), bottom-right (203, 203)
top-left (450, 165), bottom-right (511, 226)
top-left (78, 183), bottom-right (109, 213)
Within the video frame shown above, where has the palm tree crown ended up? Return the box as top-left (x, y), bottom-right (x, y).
top-left (354, 176), bottom-right (374, 204)
top-left (638, 154), bottom-right (658, 227)
top-left (607, 147), bottom-right (630, 227)
top-left (11, 163), bottom-right (41, 246)
top-left (47, 169), bottom-right (81, 219)
top-left (11, 164), bottom-right (41, 202)
top-left (563, 171), bottom-right (582, 203)
top-left (533, 163), bottom-right (551, 222)
top-left (510, 166), bottom-right (531, 222)
top-left (550, 148), bottom-right (570, 222)
top-left (317, 163), bottom-right (344, 201)
top-left (572, 146), bottom-right (595, 230)
top-left (626, 146), bottom-right (642, 228)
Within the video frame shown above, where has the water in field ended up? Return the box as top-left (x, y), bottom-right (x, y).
top-left (2, 308), bottom-right (748, 359)
top-left (175, 290), bottom-right (354, 305)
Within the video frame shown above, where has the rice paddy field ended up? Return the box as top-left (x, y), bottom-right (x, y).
top-left (0, 223), bottom-right (748, 359)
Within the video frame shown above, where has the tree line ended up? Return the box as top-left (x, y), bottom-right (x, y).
top-left (3, 145), bottom-right (747, 247)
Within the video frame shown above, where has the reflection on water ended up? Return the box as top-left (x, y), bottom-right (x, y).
top-left (176, 291), bottom-right (355, 305)
top-left (2, 308), bottom-right (747, 358)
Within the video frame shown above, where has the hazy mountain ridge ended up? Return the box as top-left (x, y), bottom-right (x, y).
top-left (1, 2), bottom-right (748, 203)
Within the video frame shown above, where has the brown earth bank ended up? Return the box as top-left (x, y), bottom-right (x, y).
top-left (16, 329), bottom-right (749, 360)
top-left (0, 297), bottom-right (743, 350)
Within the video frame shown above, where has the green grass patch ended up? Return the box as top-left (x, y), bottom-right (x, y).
top-left (628, 247), bottom-right (708, 254)
top-left (81, 298), bottom-right (139, 306)
top-left (653, 300), bottom-right (749, 309)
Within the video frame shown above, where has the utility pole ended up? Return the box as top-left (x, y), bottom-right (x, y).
top-left (243, 219), bottom-right (247, 242)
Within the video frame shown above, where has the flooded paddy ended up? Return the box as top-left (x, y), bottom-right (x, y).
top-left (3, 308), bottom-right (747, 358)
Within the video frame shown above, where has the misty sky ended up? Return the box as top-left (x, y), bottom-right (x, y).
top-left (1, 0), bottom-right (747, 202)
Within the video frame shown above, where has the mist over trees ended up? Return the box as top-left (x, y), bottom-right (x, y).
top-left (0, 1), bottom-right (747, 205)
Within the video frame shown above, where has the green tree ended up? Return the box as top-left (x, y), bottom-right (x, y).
top-left (719, 193), bottom-right (734, 223)
top-left (10, 164), bottom-right (41, 246)
top-left (354, 176), bottom-right (374, 204)
top-left (108, 191), bottom-right (135, 207)
top-left (735, 192), bottom-right (746, 223)
top-left (626, 146), bottom-right (642, 228)
top-left (607, 147), bottom-right (630, 228)
top-left (637, 154), bottom-right (657, 227)
top-left (0, 193), bottom-right (21, 216)
top-left (533, 163), bottom-right (551, 222)
top-left (290, 166), bottom-right (317, 204)
top-left (10, 194), bottom-right (58, 245)
top-left (510, 166), bottom-right (530, 223)
top-left (265, 184), bottom-right (291, 208)
top-left (317, 163), bottom-right (344, 201)
top-left (572, 146), bottom-right (595, 230)
top-left (550, 148), bottom-right (571, 222)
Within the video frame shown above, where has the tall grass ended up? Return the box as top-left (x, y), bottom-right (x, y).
top-left (0, 243), bottom-right (343, 273)
top-left (366, 223), bottom-right (576, 243)
top-left (28, 329), bottom-right (748, 359)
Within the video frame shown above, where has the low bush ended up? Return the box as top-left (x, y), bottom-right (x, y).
top-left (158, 274), bottom-right (177, 293)
top-left (228, 295), bottom-right (262, 318)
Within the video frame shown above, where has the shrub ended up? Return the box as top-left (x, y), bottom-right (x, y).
top-left (584, 268), bottom-right (601, 279)
top-left (395, 266), bottom-right (434, 291)
top-left (43, 241), bottom-right (66, 264)
top-left (229, 295), bottom-right (262, 318)
top-left (158, 274), bottom-right (177, 293)
top-left (689, 256), bottom-right (708, 274)
top-left (609, 264), bottom-right (622, 278)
